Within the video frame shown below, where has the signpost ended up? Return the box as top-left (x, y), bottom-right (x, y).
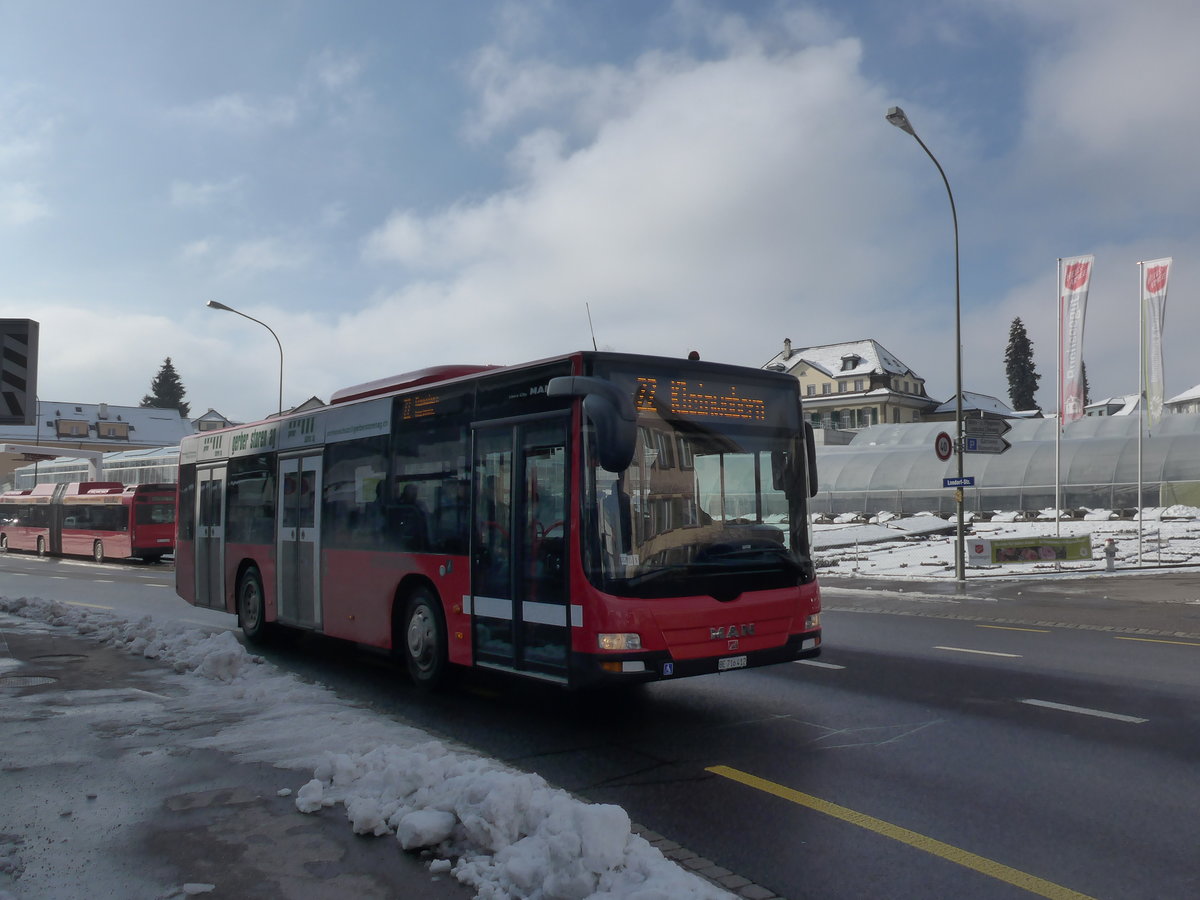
top-left (963, 435), bottom-right (1011, 454)
top-left (963, 418), bottom-right (1012, 437)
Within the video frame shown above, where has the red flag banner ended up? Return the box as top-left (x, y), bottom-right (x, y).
top-left (1059, 255), bottom-right (1094, 425)
top-left (1141, 257), bottom-right (1172, 429)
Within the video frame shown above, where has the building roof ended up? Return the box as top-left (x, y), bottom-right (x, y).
top-left (932, 392), bottom-right (1017, 417)
top-left (191, 408), bottom-right (241, 426)
top-left (1, 400), bottom-right (193, 447)
top-left (1085, 395), bottom-right (1140, 416)
top-left (763, 339), bottom-right (917, 380)
top-left (1167, 384), bottom-right (1200, 404)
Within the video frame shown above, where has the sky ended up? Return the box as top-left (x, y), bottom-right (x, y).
top-left (3, 0), bottom-right (1200, 423)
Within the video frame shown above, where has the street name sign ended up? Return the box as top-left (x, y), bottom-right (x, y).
top-left (963, 435), bottom-right (1011, 454)
top-left (943, 476), bottom-right (975, 488)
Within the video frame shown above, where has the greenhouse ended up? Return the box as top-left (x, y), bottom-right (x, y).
top-left (813, 414), bottom-right (1200, 516)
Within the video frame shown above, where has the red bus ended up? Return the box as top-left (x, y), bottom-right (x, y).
top-left (175, 351), bottom-right (821, 688)
top-left (0, 482), bottom-right (176, 563)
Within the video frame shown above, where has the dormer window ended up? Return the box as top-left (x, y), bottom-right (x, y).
top-left (97, 422), bottom-right (130, 440)
top-left (55, 418), bottom-right (90, 438)
top-left (840, 354), bottom-right (861, 371)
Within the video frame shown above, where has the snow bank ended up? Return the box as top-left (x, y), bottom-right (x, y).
top-left (0, 595), bottom-right (729, 900)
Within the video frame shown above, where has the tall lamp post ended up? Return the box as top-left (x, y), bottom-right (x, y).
top-left (206, 300), bottom-right (284, 418)
top-left (886, 106), bottom-right (966, 583)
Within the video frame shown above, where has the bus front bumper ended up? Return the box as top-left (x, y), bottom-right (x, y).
top-left (570, 631), bottom-right (821, 688)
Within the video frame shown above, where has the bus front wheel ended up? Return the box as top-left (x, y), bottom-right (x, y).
top-left (36, 537), bottom-right (46, 557)
top-left (401, 586), bottom-right (450, 689)
top-left (93, 541), bottom-right (104, 563)
top-left (237, 566), bottom-right (271, 644)
top-left (0, 534), bottom-right (7, 552)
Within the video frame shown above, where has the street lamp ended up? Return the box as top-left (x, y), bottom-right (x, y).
top-left (886, 106), bottom-right (966, 583)
top-left (206, 300), bottom-right (284, 418)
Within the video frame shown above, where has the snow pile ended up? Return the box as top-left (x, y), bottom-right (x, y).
top-left (814, 509), bottom-right (1200, 578)
top-left (0, 595), bottom-right (730, 900)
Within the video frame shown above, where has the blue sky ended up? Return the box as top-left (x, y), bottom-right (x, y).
top-left (3, 0), bottom-right (1198, 422)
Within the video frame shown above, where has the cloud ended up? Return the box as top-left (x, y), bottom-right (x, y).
top-left (0, 182), bottom-right (51, 225)
top-left (169, 177), bottom-right (244, 209)
top-left (226, 238), bottom-right (311, 275)
top-left (1016, 0), bottom-right (1200, 213)
top-left (362, 34), bottom-right (921, 376)
top-left (311, 50), bottom-right (364, 93)
top-left (172, 92), bottom-right (299, 132)
top-left (177, 235), bottom-right (313, 275)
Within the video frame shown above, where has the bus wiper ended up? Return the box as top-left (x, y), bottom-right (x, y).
top-left (696, 543), bottom-right (800, 567)
top-left (624, 564), bottom-right (692, 587)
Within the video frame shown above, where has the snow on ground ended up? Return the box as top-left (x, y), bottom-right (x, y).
top-left (0, 596), bottom-right (730, 900)
top-left (814, 506), bottom-right (1200, 579)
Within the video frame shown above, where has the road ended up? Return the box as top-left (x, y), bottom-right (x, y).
top-left (3, 554), bottom-right (1198, 900)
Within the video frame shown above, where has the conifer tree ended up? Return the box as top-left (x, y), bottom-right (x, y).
top-left (141, 357), bottom-right (191, 418)
top-left (1005, 317), bottom-right (1040, 411)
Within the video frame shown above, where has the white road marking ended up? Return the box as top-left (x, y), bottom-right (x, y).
top-left (796, 660), bottom-right (846, 670)
top-left (1021, 699), bottom-right (1148, 724)
top-left (934, 646), bottom-right (1021, 658)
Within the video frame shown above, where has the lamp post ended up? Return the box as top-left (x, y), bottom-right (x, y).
top-left (886, 106), bottom-right (966, 583)
top-left (206, 300), bottom-right (284, 418)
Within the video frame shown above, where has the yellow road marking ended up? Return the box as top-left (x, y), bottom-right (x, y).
top-left (975, 624), bottom-right (1051, 633)
top-left (61, 601), bottom-right (114, 610)
top-left (1115, 636), bottom-right (1200, 647)
top-left (706, 765), bottom-right (1097, 900)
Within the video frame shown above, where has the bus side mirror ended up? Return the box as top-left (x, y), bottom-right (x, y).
top-left (804, 421), bottom-right (819, 497)
top-left (771, 426), bottom-right (818, 499)
top-left (547, 376), bottom-right (636, 473)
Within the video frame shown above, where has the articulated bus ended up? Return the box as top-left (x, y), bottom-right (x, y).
top-left (175, 351), bottom-right (822, 688)
top-left (0, 482), bottom-right (176, 562)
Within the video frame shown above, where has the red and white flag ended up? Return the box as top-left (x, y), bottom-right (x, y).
top-left (1141, 257), bottom-right (1172, 429)
top-left (1059, 255), bottom-right (1094, 425)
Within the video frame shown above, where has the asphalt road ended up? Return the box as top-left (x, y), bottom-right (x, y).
top-left (3, 554), bottom-right (1199, 899)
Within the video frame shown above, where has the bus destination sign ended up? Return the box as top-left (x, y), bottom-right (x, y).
top-left (634, 376), bottom-right (768, 422)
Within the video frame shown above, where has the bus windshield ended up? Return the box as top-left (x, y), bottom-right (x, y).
top-left (583, 361), bottom-right (814, 600)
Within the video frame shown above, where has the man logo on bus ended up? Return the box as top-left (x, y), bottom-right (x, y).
top-left (711, 623), bottom-right (755, 640)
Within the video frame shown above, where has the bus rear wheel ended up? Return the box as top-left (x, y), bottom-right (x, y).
top-left (237, 566), bottom-right (271, 644)
top-left (0, 534), bottom-right (7, 552)
top-left (401, 586), bottom-right (450, 689)
top-left (36, 537), bottom-right (46, 557)
top-left (93, 541), bottom-right (104, 563)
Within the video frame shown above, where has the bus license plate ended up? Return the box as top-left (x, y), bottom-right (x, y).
top-left (718, 655), bottom-right (747, 672)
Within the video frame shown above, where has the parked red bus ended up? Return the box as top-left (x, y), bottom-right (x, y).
top-left (0, 482), bottom-right (176, 562)
top-left (175, 351), bottom-right (822, 688)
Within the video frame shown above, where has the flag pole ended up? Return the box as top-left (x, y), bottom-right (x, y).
top-left (1137, 260), bottom-right (1145, 566)
top-left (1055, 257), bottom-right (1062, 539)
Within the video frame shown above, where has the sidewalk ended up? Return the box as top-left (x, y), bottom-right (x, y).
top-left (0, 620), bottom-right (474, 900)
top-left (820, 568), bottom-right (1200, 638)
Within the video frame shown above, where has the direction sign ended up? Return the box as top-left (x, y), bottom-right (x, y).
top-left (963, 435), bottom-right (1011, 454)
top-left (963, 417), bottom-right (1012, 437)
top-left (943, 476), bottom-right (975, 488)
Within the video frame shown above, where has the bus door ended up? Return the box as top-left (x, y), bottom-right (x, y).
top-left (195, 466), bottom-right (226, 609)
top-left (48, 483), bottom-right (67, 556)
top-left (471, 417), bottom-right (570, 680)
top-left (277, 453), bottom-right (323, 629)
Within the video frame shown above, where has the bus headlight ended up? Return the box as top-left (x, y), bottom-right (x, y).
top-left (805, 614), bottom-right (821, 630)
top-left (598, 633), bottom-right (642, 651)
